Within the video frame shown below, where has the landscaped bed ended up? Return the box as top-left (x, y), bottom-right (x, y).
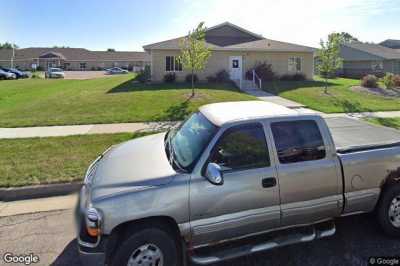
top-left (0, 132), bottom-right (153, 187)
top-left (0, 74), bottom-right (255, 127)
top-left (263, 76), bottom-right (400, 113)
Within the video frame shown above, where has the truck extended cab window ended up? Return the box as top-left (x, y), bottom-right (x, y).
top-left (271, 120), bottom-right (326, 164)
top-left (209, 124), bottom-right (270, 171)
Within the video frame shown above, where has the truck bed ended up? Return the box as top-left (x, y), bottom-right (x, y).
top-left (325, 117), bottom-right (400, 154)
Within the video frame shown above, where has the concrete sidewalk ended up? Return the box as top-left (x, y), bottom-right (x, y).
top-left (0, 194), bottom-right (77, 217)
top-left (0, 121), bottom-right (178, 139)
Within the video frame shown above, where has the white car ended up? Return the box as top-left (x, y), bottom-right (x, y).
top-left (105, 67), bottom-right (128, 74)
top-left (45, 68), bottom-right (65, 79)
top-left (0, 68), bottom-right (16, 80)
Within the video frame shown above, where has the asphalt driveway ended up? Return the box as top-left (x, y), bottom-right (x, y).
top-left (0, 209), bottom-right (399, 266)
top-left (63, 71), bottom-right (127, 79)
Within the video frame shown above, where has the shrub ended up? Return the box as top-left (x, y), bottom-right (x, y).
top-left (31, 72), bottom-right (43, 79)
top-left (279, 73), bottom-right (306, 81)
top-left (163, 72), bottom-right (176, 83)
top-left (253, 62), bottom-right (276, 81)
top-left (361, 74), bottom-right (378, 88)
top-left (136, 65), bottom-right (151, 83)
top-left (185, 73), bottom-right (198, 83)
top-left (215, 70), bottom-right (230, 83)
top-left (393, 74), bottom-right (400, 88)
top-left (206, 75), bottom-right (217, 83)
top-left (382, 72), bottom-right (395, 89)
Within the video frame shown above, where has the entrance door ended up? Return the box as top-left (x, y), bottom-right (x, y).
top-left (229, 56), bottom-right (242, 80)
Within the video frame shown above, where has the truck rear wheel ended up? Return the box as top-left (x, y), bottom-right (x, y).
top-left (378, 184), bottom-right (400, 237)
top-left (111, 228), bottom-right (180, 266)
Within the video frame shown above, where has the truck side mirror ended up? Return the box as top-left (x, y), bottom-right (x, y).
top-left (205, 163), bottom-right (224, 185)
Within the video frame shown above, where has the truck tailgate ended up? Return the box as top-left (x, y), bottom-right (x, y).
top-left (325, 117), bottom-right (400, 153)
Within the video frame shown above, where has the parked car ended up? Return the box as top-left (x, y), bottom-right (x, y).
top-left (1, 67), bottom-right (30, 79)
top-left (0, 68), bottom-right (17, 80)
top-left (105, 67), bottom-right (128, 74)
top-left (76, 101), bottom-right (400, 266)
top-left (45, 68), bottom-right (65, 79)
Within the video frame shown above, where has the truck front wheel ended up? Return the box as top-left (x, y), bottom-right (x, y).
top-left (111, 228), bottom-right (180, 266)
top-left (378, 184), bottom-right (400, 237)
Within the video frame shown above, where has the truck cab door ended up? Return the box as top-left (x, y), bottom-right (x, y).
top-left (189, 122), bottom-right (280, 248)
top-left (269, 118), bottom-right (343, 226)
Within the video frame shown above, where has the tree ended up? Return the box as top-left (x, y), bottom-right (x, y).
top-left (330, 32), bottom-right (359, 44)
top-left (0, 42), bottom-right (18, 49)
top-left (107, 48), bottom-right (116, 52)
top-left (179, 22), bottom-right (212, 96)
top-left (317, 34), bottom-right (343, 93)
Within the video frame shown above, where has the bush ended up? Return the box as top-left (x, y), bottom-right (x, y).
top-left (382, 73), bottom-right (395, 89)
top-left (31, 72), bottom-right (43, 79)
top-left (393, 75), bottom-right (400, 88)
top-left (185, 73), bottom-right (198, 83)
top-left (136, 65), bottom-right (151, 83)
top-left (163, 73), bottom-right (176, 83)
top-left (279, 73), bottom-right (306, 81)
top-left (252, 62), bottom-right (276, 81)
top-left (361, 74), bottom-right (378, 88)
top-left (215, 70), bottom-right (230, 83)
top-left (206, 75), bottom-right (217, 83)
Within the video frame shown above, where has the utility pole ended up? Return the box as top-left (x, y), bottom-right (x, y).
top-left (11, 45), bottom-right (15, 68)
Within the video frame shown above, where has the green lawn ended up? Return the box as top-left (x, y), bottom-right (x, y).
top-left (0, 132), bottom-right (153, 187)
top-left (263, 76), bottom-right (400, 113)
top-left (365, 117), bottom-right (400, 130)
top-left (0, 75), bottom-right (255, 127)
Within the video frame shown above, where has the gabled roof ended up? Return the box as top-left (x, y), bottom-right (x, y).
top-left (143, 22), bottom-right (316, 53)
top-left (341, 42), bottom-right (400, 60)
top-left (380, 39), bottom-right (400, 49)
top-left (0, 47), bottom-right (150, 61)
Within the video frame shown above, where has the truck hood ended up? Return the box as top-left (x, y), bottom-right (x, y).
top-left (89, 132), bottom-right (177, 200)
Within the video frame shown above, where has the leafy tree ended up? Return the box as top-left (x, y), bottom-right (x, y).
top-left (107, 48), bottom-right (116, 52)
top-left (317, 34), bottom-right (343, 93)
top-left (179, 22), bottom-right (212, 96)
top-left (330, 32), bottom-right (359, 44)
top-left (0, 42), bottom-right (18, 49)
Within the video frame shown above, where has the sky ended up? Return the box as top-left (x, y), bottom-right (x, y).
top-left (0, 0), bottom-right (399, 51)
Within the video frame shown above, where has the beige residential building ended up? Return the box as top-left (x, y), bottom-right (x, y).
top-left (143, 22), bottom-right (316, 82)
top-left (0, 47), bottom-right (150, 71)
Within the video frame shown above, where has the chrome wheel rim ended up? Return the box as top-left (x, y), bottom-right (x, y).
top-left (389, 195), bottom-right (400, 228)
top-left (127, 243), bottom-right (164, 266)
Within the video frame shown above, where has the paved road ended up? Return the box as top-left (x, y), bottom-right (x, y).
top-left (0, 209), bottom-right (399, 266)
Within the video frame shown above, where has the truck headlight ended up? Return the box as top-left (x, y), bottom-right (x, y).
top-left (85, 207), bottom-right (101, 237)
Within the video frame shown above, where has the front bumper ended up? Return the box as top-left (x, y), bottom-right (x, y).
top-left (79, 248), bottom-right (105, 266)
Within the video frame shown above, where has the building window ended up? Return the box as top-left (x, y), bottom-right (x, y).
top-left (80, 63), bottom-right (86, 70)
top-left (166, 56), bottom-right (182, 72)
top-left (288, 57), bottom-right (302, 72)
top-left (371, 61), bottom-right (383, 71)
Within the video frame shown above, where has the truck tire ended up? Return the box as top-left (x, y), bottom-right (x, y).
top-left (378, 184), bottom-right (400, 237)
top-left (111, 227), bottom-right (180, 266)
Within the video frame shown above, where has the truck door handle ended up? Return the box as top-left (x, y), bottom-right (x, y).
top-left (262, 177), bottom-right (277, 188)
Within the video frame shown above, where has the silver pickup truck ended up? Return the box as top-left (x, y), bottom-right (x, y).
top-left (76, 101), bottom-right (400, 266)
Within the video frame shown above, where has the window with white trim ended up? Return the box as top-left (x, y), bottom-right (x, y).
top-left (166, 56), bottom-right (182, 72)
top-left (371, 61), bottom-right (383, 71)
top-left (288, 57), bottom-right (302, 72)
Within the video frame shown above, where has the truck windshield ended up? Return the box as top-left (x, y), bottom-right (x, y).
top-left (168, 112), bottom-right (218, 172)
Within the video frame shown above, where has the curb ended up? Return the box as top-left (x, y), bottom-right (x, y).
top-left (0, 182), bottom-right (82, 202)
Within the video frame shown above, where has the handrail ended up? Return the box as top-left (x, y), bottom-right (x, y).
top-left (252, 69), bottom-right (262, 89)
